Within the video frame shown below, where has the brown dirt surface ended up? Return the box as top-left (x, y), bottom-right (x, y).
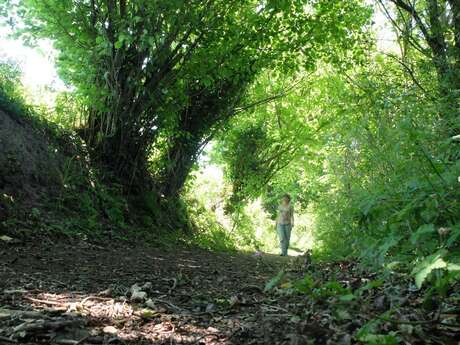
top-left (1, 240), bottom-right (459, 345)
top-left (0, 240), bottom-right (290, 345)
top-left (0, 109), bottom-right (90, 230)
top-left (0, 110), bottom-right (64, 204)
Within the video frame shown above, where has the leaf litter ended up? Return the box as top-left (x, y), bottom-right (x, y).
top-left (0, 240), bottom-right (459, 344)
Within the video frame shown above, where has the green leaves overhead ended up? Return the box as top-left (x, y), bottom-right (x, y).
top-left (6, 0), bottom-right (371, 188)
top-left (209, 0), bottom-right (460, 300)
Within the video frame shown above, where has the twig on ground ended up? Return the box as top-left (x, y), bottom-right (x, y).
top-left (193, 334), bottom-right (220, 344)
top-left (79, 296), bottom-right (113, 305)
top-left (375, 316), bottom-right (437, 325)
top-left (262, 313), bottom-right (292, 319)
top-left (149, 298), bottom-right (183, 313)
top-left (75, 334), bottom-right (91, 345)
top-left (261, 304), bottom-right (289, 313)
top-left (3, 289), bottom-right (28, 295)
top-left (24, 296), bottom-right (69, 307)
top-left (0, 335), bottom-right (17, 343)
top-left (53, 339), bottom-right (79, 345)
top-left (437, 322), bottom-right (460, 328)
top-left (168, 278), bottom-right (177, 294)
top-left (240, 285), bottom-right (263, 293)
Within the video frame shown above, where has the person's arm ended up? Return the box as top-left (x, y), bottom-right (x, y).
top-left (290, 206), bottom-right (294, 227)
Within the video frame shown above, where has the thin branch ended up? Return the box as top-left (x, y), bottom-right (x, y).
top-left (382, 52), bottom-right (429, 94)
top-left (234, 76), bottom-right (308, 114)
top-left (377, 0), bottom-right (428, 56)
top-left (390, 0), bottom-right (431, 42)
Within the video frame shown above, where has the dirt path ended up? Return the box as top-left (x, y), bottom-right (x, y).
top-left (0, 240), bottom-right (295, 345)
top-left (1, 240), bottom-right (459, 345)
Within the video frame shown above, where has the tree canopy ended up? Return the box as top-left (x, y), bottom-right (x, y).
top-left (5, 0), bottom-right (370, 196)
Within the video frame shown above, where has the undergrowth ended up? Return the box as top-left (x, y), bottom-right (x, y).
top-left (0, 61), bottom-right (240, 252)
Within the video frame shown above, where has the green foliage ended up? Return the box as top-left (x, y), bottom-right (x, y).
top-left (264, 270), bottom-right (286, 292)
top-left (208, 1), bottom-right (460, 300)
top-left (244, 55), bottom-right (460, 292)
top-left (184, 196), bottom-right (237, 252)
top-left (0, 60), bottom-right (31, 118)
top-left (357, 317), bottom-right (400, 345)
top-left (0, 61), bottom-right (132, 240)
top-left (290, 275), bottom-right (352, 300)
top-left (4, 0), bottom-right (371, 194)
top-left (411, 249), bottom-right (460, 294)
top-left (291, 274), bottom-right (315, 294)
top-left (3, 0), bottom-right (459, 311)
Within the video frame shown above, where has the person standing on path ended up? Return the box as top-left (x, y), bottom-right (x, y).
top-left (276, 194), bottom-right (294, 256)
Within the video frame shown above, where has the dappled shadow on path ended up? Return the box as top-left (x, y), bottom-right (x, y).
top-left (1, 290), bottom-right (230, 344)
top-left (0, 240), bottom-right (291, 344)
top-left (4, 240), bottom-right (458, 344)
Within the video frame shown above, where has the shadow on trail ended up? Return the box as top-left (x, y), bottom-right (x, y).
top-left (2, 240), bottom-right (458, 345)
top-left (0, 240), bottom-right (290, 344)
top-left (1, 291), bottom-right (232, 344)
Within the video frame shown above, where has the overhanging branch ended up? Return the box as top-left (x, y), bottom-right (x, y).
top-left (234, 75), bottom-right (309, 114)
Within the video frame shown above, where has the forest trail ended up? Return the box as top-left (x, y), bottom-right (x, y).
top-left (1, 240), bottom-right (458, 345)
top-left (0, 240), bottom-right (293, 345)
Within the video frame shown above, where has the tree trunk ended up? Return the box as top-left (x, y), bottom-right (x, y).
top-left (426, 0), bottom-right (450, 90)
top-left (80, 109), bottom-right (152, 190)
top-left (391, 0), bottom-right (459, 133)
top-left (156, 81), bottom-right (246, 198)
top-left (448, 0), bottom-right (460, 73)
top-left (160, 135), bottom-right (202, 199)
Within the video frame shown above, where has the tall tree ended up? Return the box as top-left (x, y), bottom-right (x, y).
top-left (381, 0), bottom-right (460, 131)
top-left (9, 0), bottom-right (370, 195)
top-left (152, 0), bottom-right (372, 197)
top-left (13, 0), bottom-right (242, 185)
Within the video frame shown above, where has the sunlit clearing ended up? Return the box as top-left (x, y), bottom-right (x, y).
top-left (189, 161), bottom-right (315, 255)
